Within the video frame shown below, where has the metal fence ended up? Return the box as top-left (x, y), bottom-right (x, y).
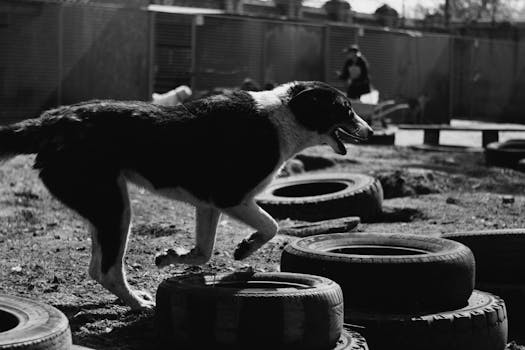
top-left (451, 36), bottom-right (525, 122)
top-left (1, 1), bottom-right (525, 125)
top-left (0, 0), bottom-right (150, 124)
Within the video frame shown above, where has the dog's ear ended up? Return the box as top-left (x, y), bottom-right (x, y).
top-left (288, 87), bottom-right (338, 133)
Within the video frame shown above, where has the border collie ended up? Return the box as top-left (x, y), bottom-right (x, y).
top-left (0, 81), bottom-right (372, 310)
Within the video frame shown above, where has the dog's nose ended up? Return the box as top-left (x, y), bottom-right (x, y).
top-left (369, 128), bottom-right (374, 136)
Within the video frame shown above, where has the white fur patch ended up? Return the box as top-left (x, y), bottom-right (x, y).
top-left (248, 89), bottom-right (321, 162)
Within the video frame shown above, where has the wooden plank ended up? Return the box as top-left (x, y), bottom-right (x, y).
top-left (397, 124), bottom-right (525, 132)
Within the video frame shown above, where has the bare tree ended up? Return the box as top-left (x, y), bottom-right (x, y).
top-left (417, 0), bottom-right (525, 23)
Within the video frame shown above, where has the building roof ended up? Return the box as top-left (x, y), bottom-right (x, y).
top-left (147, 4), bottom-right (225, 15)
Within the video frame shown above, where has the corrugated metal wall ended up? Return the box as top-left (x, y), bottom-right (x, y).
top-left (2, 3), bottom-right (525, 125)
top-left (153, 12), bottom-right (192, 93)
top-left (0, 1), bottom-right (150, 125)
top-left (191, 16), bottom-right (324, 91)
top-left (326, 26), bottom-right (451, 123)
top-left (0, 1), bottom-right (60, 124)
top-left (451, 37), bottom-right (525, 122)
top-left (356, 28), bottom-right (399, 100)
top-left (193, 16), bottom-right (265, 90)
top-left (507, 42), bottom-right (525, 122)
top-left (262, 21), bottom-right (325, 85)
top-left (414, 34), bottom-right (451, 123)
top-left (61, 4), bottom-right (150, 105)
top-left (325, 25), bottom-right (358, 92)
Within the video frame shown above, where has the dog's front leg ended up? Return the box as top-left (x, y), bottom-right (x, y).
top-left (155, 206), bottom-right (221, 267)
top-left (224, 200), bottom-right (278, 260)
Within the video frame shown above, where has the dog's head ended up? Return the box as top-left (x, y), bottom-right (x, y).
top-left (287, 81), bottom-right (373, 155)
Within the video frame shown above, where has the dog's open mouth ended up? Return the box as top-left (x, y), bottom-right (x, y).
top-left (327, 125), bottom-right (368, 155)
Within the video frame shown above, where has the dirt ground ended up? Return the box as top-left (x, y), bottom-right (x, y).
top-left (1, 143), bottom-right (524, 349)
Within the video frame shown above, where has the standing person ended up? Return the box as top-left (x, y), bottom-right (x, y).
top-left (338, 44), bottom-right (371, 100)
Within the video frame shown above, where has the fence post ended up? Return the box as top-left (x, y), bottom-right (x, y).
top-left (324, 25), bottom-right (330, 83)
top-left (190, 15), bottom-right (198, 90)
top-left (57, 3), bottom-right (63, 107)
top-left (448, 35), bottom-right (454, 122)
top-left (148, 10), bottom-right (155, 98)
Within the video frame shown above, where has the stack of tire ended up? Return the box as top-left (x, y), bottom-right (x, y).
top-left (0, 294), bottom-right (90, 349)
top-left (443, 229), bottom-right (525, 343)
top-left (155, 272), bottom-right (369, 349)
top-left (281, 232), bottom-right (509, 350)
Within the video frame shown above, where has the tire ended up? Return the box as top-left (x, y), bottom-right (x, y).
top-left (0, 294), bottom-right (72, 350)
top-left (280, 232), bottom-right (475, 313)
top-left (485, 139), bottom-right (525, 167)
top-left (278, 216), bottom-right (360, 237)
top-left (155, 272), bottom-right (344, 350)
top-left (477, 282), bottom-right (525, 343)
top-left (256, 173), bottom-right (383, 222)
top-left (334, 328), bottom-right (368, 350)
top-left (346, 290), bottom-right (507, 350)
top-left (442, 229), bottom-right (525, 284)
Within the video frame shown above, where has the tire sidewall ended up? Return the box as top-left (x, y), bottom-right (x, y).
top-left (0, 294), bottom-right (71, 350)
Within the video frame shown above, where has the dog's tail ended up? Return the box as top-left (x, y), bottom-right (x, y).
top-left (0, 117), bottom-right (50, 161)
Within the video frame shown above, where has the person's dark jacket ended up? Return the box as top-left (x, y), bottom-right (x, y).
top-left (339, 55), bottom-right (371, 99)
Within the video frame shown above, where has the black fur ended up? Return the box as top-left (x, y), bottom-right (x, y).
top-left (1, 91), bottom-right (281, 272)
top-left (22, 91), bottom-right (280, 209)
top-left (288, 81), bottom-right (353, 133)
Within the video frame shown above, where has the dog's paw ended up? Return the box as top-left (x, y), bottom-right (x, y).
top-left (155, 247), bottom-right (209, 267)
top-left (120, 290), bottom-right (155, 312)
top-left (129, 290), bottom-right (155, 312)
top-left (233, 238), bottom-right (254, 260)
top-left (233, 232), bottom-right (268, 260)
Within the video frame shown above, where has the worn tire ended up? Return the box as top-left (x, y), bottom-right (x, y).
top-left (442, 229), bottom-right (525, 284)
top-left (485, 139), bottom-right (525, 167)
top-left (256, 173), bottom-right (383, 222)
top-left (335, 327), bottom-right (368, 350)
top-left (347, 290), bottom-right (507, 350)
top-left (477, 283), bottom-right (525, 343)
top-left (0, 295), bottom-right (72, 350)
top-left (155, 272), bottom-right (344, 350)
top-left (281, 232), bottom-right (475, 313)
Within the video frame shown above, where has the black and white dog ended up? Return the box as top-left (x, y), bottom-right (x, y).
top-left (0, 81), bottom-right (372, 310)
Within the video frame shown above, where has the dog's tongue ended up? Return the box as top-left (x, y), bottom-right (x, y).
top-left (327, 131), bottom-right (347, 155)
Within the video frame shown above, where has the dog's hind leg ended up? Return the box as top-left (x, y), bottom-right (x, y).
top-left (39, 167), bottom-right (154, 310)
top-left (224, 200), bottom-right (278, 260)
top-left (155, 206), bottom-right (220, 267)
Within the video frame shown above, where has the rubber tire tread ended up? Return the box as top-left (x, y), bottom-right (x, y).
top-left (346, 290), bottom-right (507, 350)
top-left (335, 328), bottom-right (369, 350)
top-left (477, 282), bottom-right (525, 343)
top-left (281, 232), bottom-right (475, 313)
top-left (442, 229), bottom-right (525, 284)
top-left (0, 294), bottom-right (72, 350)
top-left (256, 173), bottom-right (383, 222)
top-left (155, 272), bottom-right (344, 350)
